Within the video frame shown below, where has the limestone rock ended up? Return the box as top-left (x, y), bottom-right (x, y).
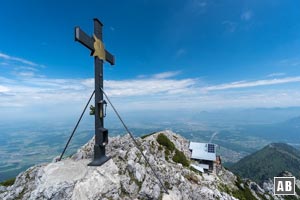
top-left (1, 130), bottom-right (296, 200)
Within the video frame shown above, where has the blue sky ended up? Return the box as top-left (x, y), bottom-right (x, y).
top-left (1, 0), bottom-right (300, 120)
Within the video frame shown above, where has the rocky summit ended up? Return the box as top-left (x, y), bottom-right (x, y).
top-left (0, 130), bottom-right (299, 200)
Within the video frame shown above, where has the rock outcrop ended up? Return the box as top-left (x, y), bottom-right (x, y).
top-left (0, 130), bottom-right (299, 200)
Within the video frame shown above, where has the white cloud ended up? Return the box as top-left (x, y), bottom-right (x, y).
top-left (0, 85), bottom-right (10, 92)
top-left (152, 71), bottom-right (181, 79)
top-left (267, 73), bottom-right (286, 77)
top-left (241, 10), bottom-right (253, 21)
top-left (1, 69), bottom-right (300, 115)
top-left (135, 71), bottom-right (181, 80)
top-left (0, 52), bottom-right (39, 67)
top-left (202, 76), bottom-right (300, 91)
top-left (0, 72), bottom-right (196, 108)
top-left (16, 71), bottom-right (35, 78)
top-left (105, 78), bottom-right (196, 97)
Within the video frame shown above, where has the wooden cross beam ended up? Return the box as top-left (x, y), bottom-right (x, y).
top-left (75, 18), bottom-right (115, 166)
top-left (75, 22), bottom-right (115, 65)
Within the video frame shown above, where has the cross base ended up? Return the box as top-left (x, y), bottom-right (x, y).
top-left (88, 145), bottom-right (110, 166)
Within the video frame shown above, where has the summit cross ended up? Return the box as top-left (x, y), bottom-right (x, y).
top-left (75, 18), bottom-right (115, 166)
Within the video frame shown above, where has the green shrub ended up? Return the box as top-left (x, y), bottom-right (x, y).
top-left (218, 183), bottom-right (231, 193)
top-left (232, 181), bottom-right (257, 200)
top-left (164, 181), bottom-right (171, 189)
top-left (172, 149), bottom-right (189, 167)
top-left (151, 141), bottom-right (155, 148)
top-left (165, 149), bottom-right (170, 156)
top-left (256, 193), bottom-right (272, 200)
top-left (158, 145), bottom-right (163, 151)
top-left (231, 188), bottom-right (257, 200)
top-left (128, 171), bottom-right (142, 190)
top-left (0, 177), bottom-right (16, 186)
top-left (156, 134), bottom-right (175, 152)
top-left (165, 149), bottom-right (170, 161)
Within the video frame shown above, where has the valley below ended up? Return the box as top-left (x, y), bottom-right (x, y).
top-left (1, 108), bottom-right (300, 182)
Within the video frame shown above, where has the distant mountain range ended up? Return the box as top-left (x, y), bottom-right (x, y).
top-left (229, 143), bottom-right (300, 185)
top-left (239, 116), bottom-right (300, 145)
top-left (284, 116), bottom-right (300, 125)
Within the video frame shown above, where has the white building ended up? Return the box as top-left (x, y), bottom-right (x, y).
top-left (189, 142), bottom-right (217, 173)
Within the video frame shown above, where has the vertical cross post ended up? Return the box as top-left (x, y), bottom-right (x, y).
top-left (75, 18), bottom-right (115, 166)
top-left (91, 19), bottom-right (109, 166)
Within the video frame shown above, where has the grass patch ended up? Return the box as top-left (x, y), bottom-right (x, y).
top-left (128, 171), bottom-right (142, 191)
top-left (218, 183), bottom-right (231, 194)
top-left (165, 149), bottom-right (170, 156)
top-left (296, 185), bottom-right (300, 195)
top-left (231, 188), bottom-right (256, 200)
top-left (141, 132), bottom-right (156, 139)
top-left (0, 177), bottom-right (16, 186)
top-left (156, 133), bottom-right (175, 152)
top-left (219, 178), bottom-right (258, 200)
top-left (120, 185), bottom-right (129, 197)
top-left (158, 145), bottom-right (163, 151)
top-left (155, 133), bottom-right (190, 166)
top-left (172, 149), bottom-right (189, 167)
top-left (136, 152), bottom-right (141, 160)
top-left (189, 166), bottom-right (202, 175)
top-left (165, 149), bottom-right (170, 161)
top-left (232, 181), bottom-right (257, 200)
top-left (150, 141), bottom-right (155, 148)
top-left (256, 193), bottom-right (271, 200)
top-left (15, 188), bottom-right (26, 200)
